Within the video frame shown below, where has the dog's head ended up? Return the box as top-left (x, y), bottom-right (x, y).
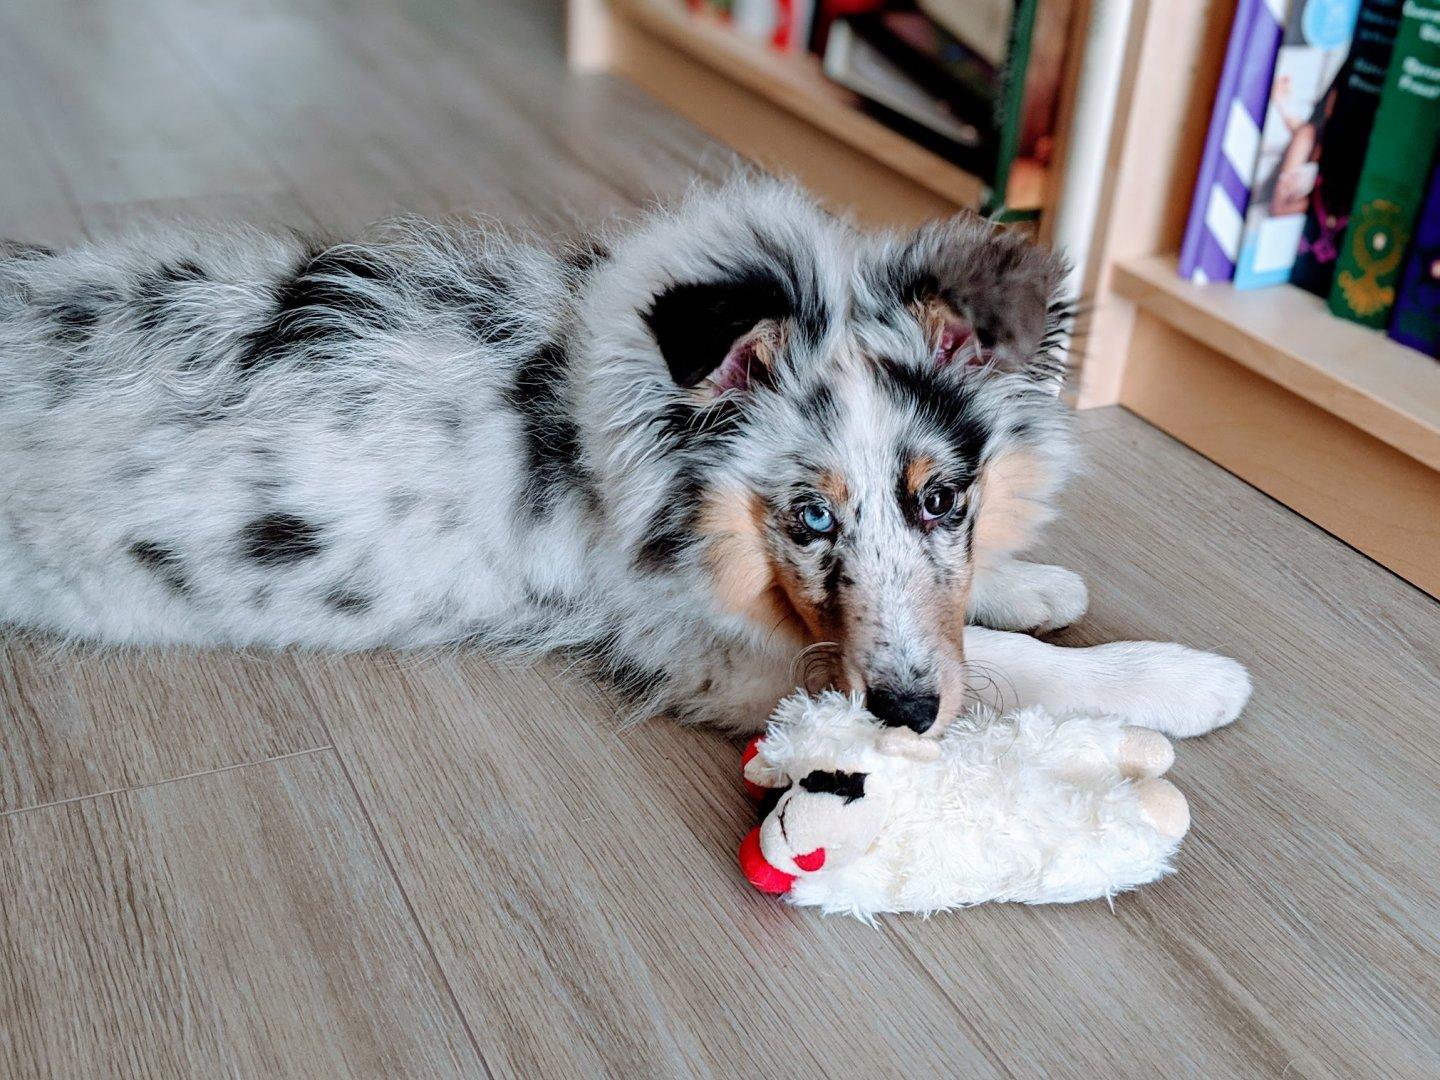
top-left (577, 177), bottom-right (1073, 732)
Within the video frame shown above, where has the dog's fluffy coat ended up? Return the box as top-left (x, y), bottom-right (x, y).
top-left (0, 178), bottom-right (1249, 735)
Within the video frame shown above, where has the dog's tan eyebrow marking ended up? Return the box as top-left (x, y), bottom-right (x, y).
top-left (904, 454), bottom-right (937, 497)
top-left (817, 469), bottom-right (849, 506)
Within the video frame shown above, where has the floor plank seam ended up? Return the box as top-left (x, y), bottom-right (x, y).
top-left (0, 745), bottom-right (335, 819)
top-left (321, 728), bottom-right (497, 1079)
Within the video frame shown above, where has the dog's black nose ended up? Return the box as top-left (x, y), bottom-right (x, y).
top-left (864, 686), bottom-right (940, 733)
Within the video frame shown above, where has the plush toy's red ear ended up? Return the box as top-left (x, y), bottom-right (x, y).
top-left (739, 826), bottom-right (795, 894)
top-left (740, 736), bottom-right (775, 799)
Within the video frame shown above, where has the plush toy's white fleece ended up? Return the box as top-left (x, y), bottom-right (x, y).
top-left (750, 692), bottom-right (1185, 920)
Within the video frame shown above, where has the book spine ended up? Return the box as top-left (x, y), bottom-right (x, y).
top-left (1177, 0), bottom-right (1287, 284)
top-left (1387, 157), bottom-right (1440, 353)
top-left (1292, 0), bottom-right (1404, 296)
top-left (1328, 0), bottom-right (1440, 327)
top-left (1232, 1), bottom-right (1362, 291)
top-left (987, 0), bottom-right (1038, 214)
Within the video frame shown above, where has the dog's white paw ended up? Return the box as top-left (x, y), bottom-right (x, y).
top-left (1109, 643), bottom-right (1252, 738)
top-left (970, 562), bottom-right (1089, 634)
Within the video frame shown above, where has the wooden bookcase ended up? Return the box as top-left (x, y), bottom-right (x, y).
top-left (567, 0), bottom-right (1056, 224)
top-left (567, 0), bottom-right (1440, 597)
top-left (1076, 0), bottom-right (1440, 597)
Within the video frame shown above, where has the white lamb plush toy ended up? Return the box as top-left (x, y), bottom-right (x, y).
top-left (738, 691), bottom-right (1191, 919)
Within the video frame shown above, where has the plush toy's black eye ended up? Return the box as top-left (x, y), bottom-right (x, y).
top-left (799, 769), bottom-right (867, 803)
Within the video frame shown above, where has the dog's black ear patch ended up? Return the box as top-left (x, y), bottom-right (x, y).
top-left (642, 271), bottom-right (792, 389)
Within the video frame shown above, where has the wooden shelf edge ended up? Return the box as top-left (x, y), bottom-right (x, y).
top-left (610, 0), bottom-right (1017, 211)
top-left (1112, 254), bottom-right (1440, 473)
top-left (1121, 314), bottom-right (1440, 599)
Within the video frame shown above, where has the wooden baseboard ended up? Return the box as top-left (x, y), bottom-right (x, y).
top-left (1119, 313), bottom-right (1440, 598)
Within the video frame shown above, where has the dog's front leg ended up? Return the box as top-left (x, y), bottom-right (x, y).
top-left (661, 648), bottom-right (804, 735)
top-left (967, 558), bottom-right (1089, 633)
top-left (961, 626), bottom-right (1251, 738)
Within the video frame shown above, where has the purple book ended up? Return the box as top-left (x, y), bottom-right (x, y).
top-left (1388, 159), bottom-right (1440, 356)
top-left (1178, 0), bottom-right (1289, 283)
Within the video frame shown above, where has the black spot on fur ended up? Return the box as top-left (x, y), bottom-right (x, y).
top-left (602, 657), bottom-right (665, 699)
top-left (564, 239), bottom-right (610, 276)
top-left (506, 340), bottom-right (593, 516)
top-left (43, 364), bottom-right (80, 406)
top-left (634, 465), bottom-right (706, 571)
top-left (134, 261), bottom-right (206, 332)
top-left (239, 512), bottom-right (324, 565)
top-left (797, 381), bottom-right (837, 427)
top-left (386, 489), bottom-right (421, 519)
top-left (45, 300), bottom-right (100, 345)
top-left (324, 588), bottom-right (373, 614)
top-left (1, 239), bottom-right (55, 261)
top-left (235, 247), bottom-right (394, 374)
top-left (800, 769), bottom-right (866, 803)
top-left (877, 359), bottom-right (990, 470)
top-left (643, 270), bottom-right (794, 389)
top-left (128, 541), bottom-right (190, 596)
top-left (114, 459), bottom-right (156, 482)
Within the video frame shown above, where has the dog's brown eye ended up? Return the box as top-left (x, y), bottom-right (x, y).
top-left (920, 485), bottom-right (957, 522)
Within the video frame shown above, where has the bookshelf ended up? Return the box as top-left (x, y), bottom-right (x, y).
top-left (1075, 0), bottom-right (1440, 597)
top-left (1112, 256), bottom-right (1440, 473)
top-left (567, 0), bottom-right (1440, 595)
top-left (567, 0), bottom-right (1050, 224)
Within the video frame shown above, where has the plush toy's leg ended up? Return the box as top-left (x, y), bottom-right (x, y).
top-left (1118, 727), bottom-right (1174, 778)
top-left (1134, 778), bottom-right (1190, 840)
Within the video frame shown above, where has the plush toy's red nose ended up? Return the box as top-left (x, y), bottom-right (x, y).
top-left (794, 847), bottom-right (826, 871)
top-left (740, 737), bottom-right (768, 799)
top-left (739, 826), bottom-right (795, 894)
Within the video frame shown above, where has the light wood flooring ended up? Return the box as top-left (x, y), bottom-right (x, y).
top-left (1, 0), bottom-right (1437, 1076)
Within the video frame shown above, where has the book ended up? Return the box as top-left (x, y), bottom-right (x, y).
top-left (822, 18), bottom-right (989, 169)
top-left (810, 0), bottom-right (886, 54)
top-left (1387, 156), bottom-right (1440, 353)
top-left (917, 0), bottom-right (1013, 68)
top-left (1292, 0), bottom-right (1404, 296)
top-left (1018, 0), bottom-right (1073, 165)
top-left (1178, 0), bottom-right (1289, 284)
top-left (726, 0), bottom-right (817, 54)
top-left (843, 9), bottom-right (999, 134)
top-left (1231, 0), bottom-right (1361, 290)
top-left (823, 4), bottom-right (1045, 213)
top-left (1329, 0), bottom-right (1440, 326)
top-left (990, 0), bottom-right (1039, 213)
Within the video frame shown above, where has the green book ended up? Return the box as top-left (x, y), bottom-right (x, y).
top-left (985, 0), bottom-right (1038, 218)
top-left (1329, 0), bottom-right (1440, 326)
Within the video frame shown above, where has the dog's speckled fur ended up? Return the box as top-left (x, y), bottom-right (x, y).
top-left (0, 177), bottom-right (1249, 735)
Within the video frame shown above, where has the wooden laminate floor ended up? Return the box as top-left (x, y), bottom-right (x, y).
top-left (1, 1), bottom-right (1437, 1076)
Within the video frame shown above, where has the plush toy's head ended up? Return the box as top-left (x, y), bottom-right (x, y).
top-left (739, 691), bottom-right (939, 894)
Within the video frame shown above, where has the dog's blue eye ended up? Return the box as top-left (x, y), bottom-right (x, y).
top-left (798, 501), bottom-right (836, 537)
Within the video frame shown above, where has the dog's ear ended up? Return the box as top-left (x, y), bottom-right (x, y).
top-left (642, 272), bottom-right (792, 394)
top-left (886, 215), bottom-right (1070, 382)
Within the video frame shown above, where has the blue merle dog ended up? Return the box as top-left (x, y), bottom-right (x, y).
top-left (0, 177), bottom-right (1249, 736)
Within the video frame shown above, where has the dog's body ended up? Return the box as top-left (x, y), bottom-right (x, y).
top-left (0, 179), bottom-right (1248, 735)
